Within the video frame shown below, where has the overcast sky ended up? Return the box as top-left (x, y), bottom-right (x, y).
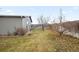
top-left (0, 6), bottom-right (79, 24)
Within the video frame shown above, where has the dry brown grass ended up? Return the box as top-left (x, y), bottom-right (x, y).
top-left (49, 30), bottom-right (79, 52)
top-left (0, 29), bottom-right (79, 52)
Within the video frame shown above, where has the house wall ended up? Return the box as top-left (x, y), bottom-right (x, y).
top-left (22, 17), bottom-right (32, 31)
top-left (0, 17), bottom-right (22, 35)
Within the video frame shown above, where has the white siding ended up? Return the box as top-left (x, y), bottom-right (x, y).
top-left (22, 17), bottom-right (31, 31)
top-left (0, 17), bottom-right (22, 35)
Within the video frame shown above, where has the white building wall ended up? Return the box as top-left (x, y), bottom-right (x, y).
top-left (22, 17), bottom-right (31, 31)
top-left (0, 17), bottom-right (22, 35)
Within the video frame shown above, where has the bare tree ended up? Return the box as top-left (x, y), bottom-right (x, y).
top-left (37, 16), bottom-right (50, 31)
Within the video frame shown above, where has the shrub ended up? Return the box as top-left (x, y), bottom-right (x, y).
top-left (14, 27), bottom-right (27, 36)
top-left (7, 31), bottom-right (11, 36)
top-left (13, 32), bottom-right (18, 36)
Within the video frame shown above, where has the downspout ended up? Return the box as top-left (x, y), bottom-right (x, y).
top-left (21, 16), bottom-right (23, 28)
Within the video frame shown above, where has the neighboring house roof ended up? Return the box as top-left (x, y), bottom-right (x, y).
top-left (0, 15), bottom-right (32, 22)
top-left (29, 16), bottom-right (32, 22)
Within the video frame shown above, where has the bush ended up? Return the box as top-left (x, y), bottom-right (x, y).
top-left (7, 31), bottom-right (11, 36)
top-left (14, 27), bottom-right (27, 36)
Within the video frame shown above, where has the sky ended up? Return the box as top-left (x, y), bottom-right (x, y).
top-left (0, 6), bottom-right (79, 24)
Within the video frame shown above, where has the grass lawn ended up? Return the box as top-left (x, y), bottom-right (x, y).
top-left (0, 29), bottom-right (79, 52)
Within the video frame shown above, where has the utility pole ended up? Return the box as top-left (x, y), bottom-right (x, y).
top-left (59, 8), bottom-right (62, 27)
top-left (59, 8), bottom-right (63, 36)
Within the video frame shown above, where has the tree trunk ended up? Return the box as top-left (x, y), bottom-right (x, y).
top-left (41, 24), bottom-right (44, 31)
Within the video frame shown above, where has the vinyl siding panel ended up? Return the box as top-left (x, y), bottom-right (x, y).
top-left (0, 17), bottom-right (22, 35)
